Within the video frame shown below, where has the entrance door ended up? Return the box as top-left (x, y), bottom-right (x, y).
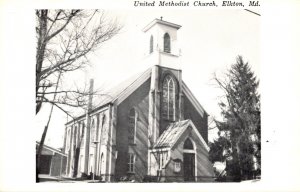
top-left (183, 153), bottom-right (195, 181)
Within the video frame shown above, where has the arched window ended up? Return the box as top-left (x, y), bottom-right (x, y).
top-left (150, 35), bottom-right (153, 53)
top-left (184, 138), bottom-right (194, 150)
top-left (101, 114), bottom-right (107, 142)
top-left (163, 33), bottom-right (171, 53)
top-left (183, 137), bottom-right (196, 181)
top-left (128, 108), bottom-right (137, 144)
top-left (162, 75), bottom-right (176, 120)
top-left (102, 114), bottom-right (106, 127)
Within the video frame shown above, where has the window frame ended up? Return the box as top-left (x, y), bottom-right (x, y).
top-left (128, 108), bottom-right (137, 145)
top-left (66, 128), bottom-right (71, 151)
top-left (163, 33), bottom-right (171, 53)
top-left (127, 153), bottom-right (135, 173)
top-left (162, 75), bottom-right (176, 121)
top-left (150, 35), bottom-right (153, 53)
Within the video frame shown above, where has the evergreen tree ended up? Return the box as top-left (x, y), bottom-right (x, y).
top-left (212, 56), bottom-right (261, 181)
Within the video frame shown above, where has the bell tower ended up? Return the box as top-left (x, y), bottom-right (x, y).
top-left (145, 18), bottom-right (184, 151)
top-left (143, 17), bottom-right (182, 69)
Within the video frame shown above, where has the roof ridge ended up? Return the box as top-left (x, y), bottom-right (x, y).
top-left (112, 67), bottom-right (152, 103)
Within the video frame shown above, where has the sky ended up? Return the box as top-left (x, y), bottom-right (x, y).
top-left (35, 9), bottom-right (260, 148)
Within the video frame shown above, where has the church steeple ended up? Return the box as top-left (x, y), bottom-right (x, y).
top-left (145, 18), bottom-right (184, 151)
top-left (143, 18), bottom-right (182, 69)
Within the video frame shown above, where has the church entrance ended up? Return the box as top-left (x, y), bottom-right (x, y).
top-left (183, 153), bottom-right (195, 181)
top-left (183, 137), bottom-right (195, 181)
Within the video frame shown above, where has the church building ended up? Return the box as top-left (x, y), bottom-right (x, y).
top-left (63, 18), bottom-right (215, 182)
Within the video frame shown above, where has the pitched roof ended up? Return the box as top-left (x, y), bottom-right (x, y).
top-left (182, 82), bottom-right (207, 117)
top-left (92, 67), bottom-right (152, 109)
top-left (154, 119), bottom-right (209, 151)
top-left (143, 18), bottom-right (182, 32)
top-left (154, 120), bottom-right (190, 148)
top-left (66, 65), bottom-right (208, 124)
top-left (90, 66), bottom-right (207, 116)
top-left (66, 67), bottom-right (152, 124)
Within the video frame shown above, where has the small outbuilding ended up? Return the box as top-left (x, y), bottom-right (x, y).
top-left (36, 141), bottom-right (67, 177)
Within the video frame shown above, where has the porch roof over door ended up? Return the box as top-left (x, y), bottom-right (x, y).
top-left (153, 119), bottom-right (209, 151)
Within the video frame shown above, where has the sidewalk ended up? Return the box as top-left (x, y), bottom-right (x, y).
top-left (38, 174), bottom-right (102, 183)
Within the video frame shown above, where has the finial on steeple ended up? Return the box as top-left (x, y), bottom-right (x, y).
top-left (160, 16), bottom-right (163, 21)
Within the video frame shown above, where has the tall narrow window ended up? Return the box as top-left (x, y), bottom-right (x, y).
top-left (162, 75), bottom-right (176, 120)
top-left (73, 126), bottom-right (76, 148)
top-left (66, 129), bottom-right (71, 151)
top-left (89, 154), bottom-right (94, 173)
top-left (100, 153), bottom-right (105, 174)
top-left (90, 119), bottom-right (95, 143)
top-left (80, 122), bottom-right (85, 147)
top-left (128, 108), bottom-right (137, 144)
top-left (79, 155), bottom-right (83, 172)
top-left (77, 124), bottom-right (80, 146)
top-left (150, 35), bottom-right (153, 53)
top-left (164, 33), bottom-right (171, 53)
top-left (101, 114), bottom-right (108, 142)
top-left (127, 153), bottom-right (135, 173)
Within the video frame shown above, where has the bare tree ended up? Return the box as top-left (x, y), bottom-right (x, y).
top-left (35, 9), bottom-right (122, 181)
top-left (36, 9), bottom-right (122, 115)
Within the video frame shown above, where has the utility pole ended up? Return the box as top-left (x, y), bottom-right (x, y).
top-left (83, 79), bottom-right (94, 175)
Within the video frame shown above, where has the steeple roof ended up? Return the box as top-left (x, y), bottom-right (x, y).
top-left (142, 18), bottom-right (182, 32)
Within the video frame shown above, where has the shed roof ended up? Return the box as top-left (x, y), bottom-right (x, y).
top-left (36, 141), bottom-right (67, 157)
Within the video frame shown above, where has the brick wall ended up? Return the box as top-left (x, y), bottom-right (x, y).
top-left (115, 78), bottom-right (151, 181)
top-left (183, 94), bottom-right (208, 143)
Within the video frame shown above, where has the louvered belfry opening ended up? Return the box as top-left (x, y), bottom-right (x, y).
top-left (150, 35), bottom-right (153, 53)
top-left (163, 33), bottom-right (171, 53)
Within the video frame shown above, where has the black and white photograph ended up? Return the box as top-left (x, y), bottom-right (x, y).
top-left (34, 8), bottom-right (260, 183)
top-left (0, 0), bottom-right (300, 191)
